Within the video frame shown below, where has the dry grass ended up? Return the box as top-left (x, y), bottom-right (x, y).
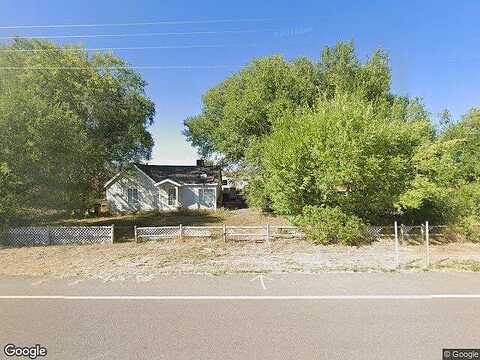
top-left (1, 237), bottom-right (480, 281)
top-left (4, 208), bottom-right (480, 280)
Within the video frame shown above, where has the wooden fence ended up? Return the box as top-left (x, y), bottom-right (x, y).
top-left (135, 224), bottom-right (305, 243)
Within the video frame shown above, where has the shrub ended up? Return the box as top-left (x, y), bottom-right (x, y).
top-left (458, 216), bottom-right (480, 243)
top-left (295, 205), bottom-right (369, 246)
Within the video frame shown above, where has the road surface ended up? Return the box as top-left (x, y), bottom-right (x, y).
top-left (0, 273), bottom-right (479, 359)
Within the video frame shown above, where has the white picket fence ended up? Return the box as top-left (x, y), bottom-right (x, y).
top-left (3, 225), bottom-right (114, 247)
top-left (135, 224), bottom-right (305, 243)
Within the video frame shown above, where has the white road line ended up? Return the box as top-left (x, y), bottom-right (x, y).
top-left (0, 295), bottom-right (479, 300)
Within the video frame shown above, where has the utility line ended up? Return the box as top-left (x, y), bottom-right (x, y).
top-left (0, 18), bottom-right (285, 29)
top-left (0, 29), bottom-right (274, 40)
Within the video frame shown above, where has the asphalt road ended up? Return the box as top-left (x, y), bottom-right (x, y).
top-left (0, 273), bottom-right (479, 360)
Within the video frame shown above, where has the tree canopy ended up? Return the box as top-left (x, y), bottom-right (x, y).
top-left (185, 41), bottom-right (479, 238)
top-left (398, 109), bottom-right (480, 224)
top-left (0, 38), bottom-right (155, 218)
top-left (258, 94), bottom-right (432, 221)
top-left (184, 42), bottom-right (392, 164)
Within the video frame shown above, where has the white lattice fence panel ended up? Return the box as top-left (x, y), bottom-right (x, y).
top-left (4, 226), bottom-right (113, 246)
top-left (49, 226), bottom-right (113, 245)
top-left (226, 226), bottom-right (267, 241)
top-left (137, 226), bottom-right (180, 241)
top-left (6, 227), bottom-right (50, 246)
top-left (183, 226), bottom-right (223, 238)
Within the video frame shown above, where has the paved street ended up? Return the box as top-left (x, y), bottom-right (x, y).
top-left (0, 273), bottom-right (479, 359)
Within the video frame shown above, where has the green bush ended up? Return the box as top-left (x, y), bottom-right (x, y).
top-left (295, 205), bottom-right (369, 246)
top-left (458, 216), bottom-right (480, 243)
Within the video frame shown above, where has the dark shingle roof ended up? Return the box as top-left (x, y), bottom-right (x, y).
top-left (135, 163), bottom-right (221, 185)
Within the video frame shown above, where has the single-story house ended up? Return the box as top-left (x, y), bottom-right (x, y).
top-left (105, 160), bottom-right (222, 213)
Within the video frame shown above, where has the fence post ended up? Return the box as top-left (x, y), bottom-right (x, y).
top-left (134, 225), bottom-right (138, 243)
top-left (266, 224), bottom-right (270, 243)
top-left (394, 221), bottom-right (399, 269)
top-left (425, 221), bottom-right (430, 268)
top-left (223, 224), bottom-right (227, 242)
top-left (110, 224), bottom-right (114, 243)
top-left (179, 224), bottom-right (183, 240)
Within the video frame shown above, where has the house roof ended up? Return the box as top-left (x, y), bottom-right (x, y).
top-left (134, 163), bottom-right (221, 185)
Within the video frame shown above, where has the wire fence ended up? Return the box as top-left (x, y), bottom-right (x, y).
top-left (132, 222), bottom-right (480, 270)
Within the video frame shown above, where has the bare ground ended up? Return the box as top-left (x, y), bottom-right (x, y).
top-left (1, 238), bottom-right (479, 281)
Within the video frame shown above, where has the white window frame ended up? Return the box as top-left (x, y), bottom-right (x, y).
top-left (167, 187), bottom-right (177, 206)
top-left (198, 188), bottom-right (216, 209)
top-left (127, 188), bottom-right (139, 205)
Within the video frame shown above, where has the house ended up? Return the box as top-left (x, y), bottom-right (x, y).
top-left (105, 160), bottom-right (222, 213)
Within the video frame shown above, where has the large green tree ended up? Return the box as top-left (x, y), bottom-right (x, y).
top-left (258, 94), bottom-right (432, 221)
top-left (184, 42), bottom-right (391, 164)
top-left (398, 109), bottom-right (480, 224)
top-left (0, 38), bottom-right (155, 215)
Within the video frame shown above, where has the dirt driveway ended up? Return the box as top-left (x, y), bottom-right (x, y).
top-left (1, 238), bottom-right (479, 281)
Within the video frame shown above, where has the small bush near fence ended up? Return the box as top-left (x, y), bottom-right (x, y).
top-left (2, 226), bottom-right (114, 247)
top-left (458, 216), bottom-right (480, 243)
top-left (295, 206), bottom-right (369, 246)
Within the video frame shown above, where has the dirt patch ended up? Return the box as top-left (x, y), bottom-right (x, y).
top-left (1, 239), bottom-right (479, 281)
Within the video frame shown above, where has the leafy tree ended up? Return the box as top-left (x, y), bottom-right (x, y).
top-left (0, 163), bottom-right (22, 226)
top-left (258, 94), bottom-right (432, 221)
top-left (184, 55), bottom-right (319, 163)
top-left (184, 41), bottom-right (392, 164)
top-left (0, 38), bottom-right (155, 215)
top-left (398, 108), bottom-right (480, 225)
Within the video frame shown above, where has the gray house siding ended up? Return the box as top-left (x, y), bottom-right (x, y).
top-left (105, 166), bottom-right (222, 213)
top-left (106, 169), bottom-right (158, 213)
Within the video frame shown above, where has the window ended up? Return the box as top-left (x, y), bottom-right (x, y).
top-left (199, 188), bottom-right (215, 208)
top-left (127, 188), bottom-right (139, 205)
top-left (168, 188), bottom-right (177, 206)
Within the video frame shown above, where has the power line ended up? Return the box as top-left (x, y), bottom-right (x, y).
top-left (0, 44), bottom-right (253, 52)
top-left (0, 18), bottom-right (285, 29)
top-left (0, 29), bottom-right (274, 40)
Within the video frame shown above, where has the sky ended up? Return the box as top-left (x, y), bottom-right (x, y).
top-left (1, 1), bottom-right (479, 164)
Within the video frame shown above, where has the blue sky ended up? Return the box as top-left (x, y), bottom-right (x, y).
top-left (1, 1), bottom-right (479, 164)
